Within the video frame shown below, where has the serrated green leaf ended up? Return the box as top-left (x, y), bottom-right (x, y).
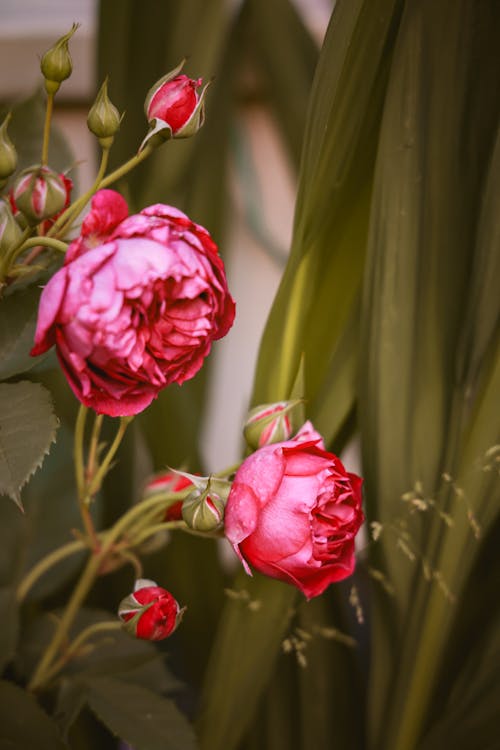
top-left (85, 676), bottom-right (197, 750)
top-left (0, 588), bottom-right (18, 675)
top-left (0, 381), bottom-right (58, 507)
top-left (0, 680), bottom-right (65, 750)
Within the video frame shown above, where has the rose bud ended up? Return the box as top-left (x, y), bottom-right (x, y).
top-left (40, 24), bottom-right (79, 94)
top-left (10, 166), bottom-right (72, 229)
top-left (0, 199), bottom-right (22, 258)
top-left (87, 77), bottom-right (122, 148)
top-left (243, 400), bottom-right (302, 450)
top-left (224, 422), bottom-right (364, 600)
top-left (30, 189), bottom-right (235, 416)
top-left (118, 579), bottom-right (185, 641)
top-left (0, 113), bottom-right (18, 187)
top-left (142, 60), bottom-right (209, 149)
top-left (182, 476), bottom-right (228, 533)
top-left (143, 470), bottom-right (196, 521)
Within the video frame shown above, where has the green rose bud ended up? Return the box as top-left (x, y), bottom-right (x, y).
top-left (181, 475), bottom-right (230, 533)
top-left (0, 199), bottom-right (22, 257)
top-left (40, 24), bottom-right (79, 94)
top-left (0, 113), bottom-right (18, 186)
top-left (87, 78), bottom-right (122, 148)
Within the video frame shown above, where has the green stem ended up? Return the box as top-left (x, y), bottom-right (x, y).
top-left (16, 539), bottom-right (87, 603)
top-left (0, 227), bottom-right (33, 280)
top-left (41, 92), bottom-right (54, 166)
top-left (86, 413), bottom-right (104, 484)
top-left (28, 549), bottom-right (102, 691)
top-left (131, 520), bottom-right (186, 546)
top-left (41, 621), bottom-right (123, 686)
top-left (99, 143), bottom-right (154, 190)
top-left (14, 236), bottom-right (68, 255)
top-left (84, 417), bottom-right (131, 501)
top-left (74, 405), bottom-right (88, 500)
top-left (52, 146), bottom-right (110, 239)
top-left (48, 143), bottom-right (153, 240)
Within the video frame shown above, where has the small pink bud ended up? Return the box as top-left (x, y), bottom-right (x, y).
top-left (142, 469), bottom-right (196, 521)
top-left (244, 400), bottom-right (302, 450)
top-left (118, 579), bottom-right (185, 641)
top-left (141, 61), bottom-right (209, 149)
top-left (10, 166), bottom-right (72, 229)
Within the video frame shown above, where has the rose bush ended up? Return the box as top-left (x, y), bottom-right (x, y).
top-left (225, 422), bottom-right (364, 599)
top-left (31, 189), bottom-right (235, 416)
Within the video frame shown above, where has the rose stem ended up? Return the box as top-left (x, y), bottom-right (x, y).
top-left (41, 92), bottom-right (54, 166)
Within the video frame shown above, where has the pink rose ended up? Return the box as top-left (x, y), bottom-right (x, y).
top-left (224, 422), bottom-right (364, 599)
top-left (118, 579), bottom-right (184, 641)
top-left (31, 190), bottom-right (235, 416)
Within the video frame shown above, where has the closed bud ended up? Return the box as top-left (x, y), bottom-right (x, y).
top-left (11, 166), bottom-right (70, 226)
top-left (118, 579), bottom-right (185, 641)
top-left (141, 60), bottom-right (209, 151)
top-left (0, 113), bottom-right (18, 184)
top-left (0, 199), bottom-right (22, 256)
top-left (181, 475), bottom-right (230, 532)
top-left (40, 24), bottom-right (79, 94)
top-left (244, 400), bottom-right (302, 450)
top-left (87, 78), bottom-right (122, 147)
top-left (142, 469), bottom-right (196, 521)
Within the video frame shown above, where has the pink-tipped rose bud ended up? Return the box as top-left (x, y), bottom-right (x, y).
top-left (243, 400), bottom-right (302, 450)
top-left (143, 470), bottom-right (196, 521)
top-left (30, 189), bottom-right (235, 416)
top-left (142, 60), bottom-right (209, 149)
top-left (10, 166), bottom-right (72, 230)
top-left (118, 579), bottom-right (185, 641)
top-left (225, 422), bottom-right (364, 600)
top-left (181, 475), bottom-right (228, 533)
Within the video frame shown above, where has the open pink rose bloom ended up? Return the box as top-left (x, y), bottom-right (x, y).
top-left (225, 422), bottom-right (364, 599)
top-left (31, 189), bottom-right (235, 416)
